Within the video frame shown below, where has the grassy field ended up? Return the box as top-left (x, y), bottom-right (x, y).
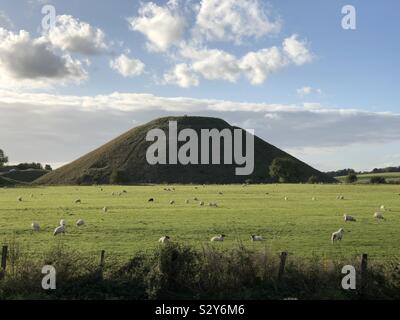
top-left (336, 172), bottom-right (400, 183)
top-left (1, 184), bottom-right (400, 263)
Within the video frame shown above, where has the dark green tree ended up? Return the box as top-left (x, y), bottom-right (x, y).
top-left (269, 157), bottom-right (300, 183)
top-left (345, 173), bottom-right (358, 184)
top-left (370, 176), bottom-right (386, 184)
top-left (0, 149), bottom-right (8, 167)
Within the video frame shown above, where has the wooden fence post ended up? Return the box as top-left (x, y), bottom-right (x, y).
top-left (0, 245), bottom-right (8, 280)
top-left (278, 251), bottom-right (288, 284)
top-left (99, 250), bottom-right (105, 277)
top-left (360, 254), bottom-right (368, 295)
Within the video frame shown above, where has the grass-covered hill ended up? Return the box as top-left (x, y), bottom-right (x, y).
top-left (36, 116), bottom-right (335, 185)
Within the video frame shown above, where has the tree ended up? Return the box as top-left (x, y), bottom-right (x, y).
top-left (0, 149), bottom-right (8, 167)
top-left (269, 157), bottom-right (300, 183)
top-left (308, 175), bottom-right (320, 184)
top-left (345, 173), bottom-right (358, 184)
top-left (45, 164), bottom-right (53, 171)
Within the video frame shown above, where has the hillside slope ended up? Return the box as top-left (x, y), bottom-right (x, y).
top-left (36, 116), bottom-right (335, 184)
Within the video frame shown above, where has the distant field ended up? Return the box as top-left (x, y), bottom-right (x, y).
top-left (1, 184), bottom-right (399, 263)
top-left (336, 172), bottom-right (400, 183)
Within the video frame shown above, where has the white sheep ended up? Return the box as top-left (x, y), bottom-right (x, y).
top-left (17, 196), bottom-right (22, 202)
top-left (199, 201), bottom-right (204, 206)
top-left (170, 200), bottom-right (175, 205)
top-left (76, 219), bottom-right (85, 227)
top-left (312, 197), bottom-right (316, 201)
top-left (374, 212), bottom-right (385, 220)
top-left (211, 234), bottom-right (226, 242)
top-left (380, 205), bottom-right (385, 211)
top-left (31, 222), bottom-right (40, 232)
top-left (53, 225), bottom-right (65, 236)
top-left (331, 228), bottom-right (344, 244)
top-left (251, 235), bottom-right (263, 241)
top-left (185, 200), bottom-right (189, 204)
top-left (103, 207), bottom-right (108, 213)
top-left (75, 199), bottom-right (81, 204)
top-left (344, 214), bottom-right (356, 222)
top-left (193, 197), bottom-right (199, 201)
top-left (159, 235), bottom-right (170, 243)
top-left (284, 196), bottom-right (288, 201)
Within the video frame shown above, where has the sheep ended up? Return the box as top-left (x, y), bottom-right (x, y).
top-left (331, 228), bottom-right (344, 244)
top-left (208, 202), bottom-right (218, 207)
top-left (158, 235), bottom-right (170, 243)
top-left (31, 222), bottom-right (40, 232)
top-left (199, 201), bottom-right (204, 206)
top-left (75, 199), bottom-right (81, 204)
top-left (60, 219), bottom-right (66, 226)
top-left (374, 212), bottom-right (385, 220)
top-left (337, 195), bottom-right (344, 200)
top-left (312, 197), bottom-right (316, 201)
top-left (344, 214), bottom-right (356, 222)
top-left (76, 219), bottom-right (85, 227)
top-left (284, 196), bottom-right (288, 201)
top-left (193, 197), bottom-right (199, 201)
top-left (218, 192), bottom-right (223, 195)
top-left (380, 205), bottom-right (385, 211)
top-left (148, 198), bottom-right (154, 202)
top-left (103, 207), bottom-right (108, 213)
top-left (185, 200), bottom-right (189, 204)
top-left (211, 234), bottom-right (226, 242)
top-left (17, 196), bottom-right (22, 202)
top-left (53, 225), bottom-right (65, 236)
top-left (251, 235), bottom-right (263, 241)
top-left (170, 200), bottom-right (175, 205)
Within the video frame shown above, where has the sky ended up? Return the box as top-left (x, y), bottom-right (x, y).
top-left (0, 0), bottom-right (399, 171)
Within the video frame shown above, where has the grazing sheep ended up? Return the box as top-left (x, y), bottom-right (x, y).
top-left (75, 199), bottom-right (81, 204)
top-left (199, 201), bottom-right (204, 206)
top-left (148, 198), bottom-right (154, 202)
top-left (53, 225), bottom-right (65, 236)
top-left (60, 219), bottom-right (66, 226)
top-left (284, 196), bottom-right (288, 201)
top-left (374, 212), bottom-right (385, 219)
top-left (211, 234), bottom-right (226, 242)
top-left (312, 197), bottom-right (316, 201)
top-left (76, 219), bottom-right (85, 227)
top-left (122, 190), bottom-right (127, 194)
top-left (331, 228), bottom-right (344, 244)
top-left (158, 235), bottom-right (170, 243)
top-left (31, 222), bottom-right (40, 232)
top-left (208, 202), bottom-right (218, 207)
top-left (185, 200), bottom-right (189, 204)
top-left (380, 205), bottom-right (385, 211)
top-left (18, 196), bottom-right (22, 202)
top-left (344, 214), bottom-right (356, 222)
top-left (193, 197), bottom-right (199, 201)
top-left (103, 207), bottom-right (108, 213)
top-left (30, 194), bottom-right (34, 198)
top-left (251, 235), bottom-right (263, 241)
top-left (170, 200), bottom-right (175, 205)
top-left (337, 195), bottom-right (344, 200)
top-left (218, 192), bottom-right (223, 195)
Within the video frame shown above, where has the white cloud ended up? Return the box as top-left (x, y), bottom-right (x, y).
top-left (283, 34), bottom-right (313, 65)
top-left (0, 11), bottom-right (13, 29)
top-left (164, 63), bottom-right (199, 88)
top-left (297, 86), bottom-right (322, 96)
top-left (128, 1), bottom-right (185, 52)
top-left (170, 34), bottom-right (313, 87)
top-left (0, 28), bottom-right (87, 88)
top-left (45, 15), bottom-right (108, 55)
top-left (194, 0), bottom-right (281, 44)
top-left (110, 54), bottom-right (145, 77)
top-left (239, 46), bottom-right (287, 84)
top-left (181, 46), bottom-right (241, 82)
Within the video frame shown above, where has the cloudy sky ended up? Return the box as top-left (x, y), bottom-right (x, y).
top-left (0, 0), bottom-right (399, 171)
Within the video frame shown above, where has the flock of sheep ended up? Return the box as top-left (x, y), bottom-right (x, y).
top-left (21, 190), bottom-right (389, 245)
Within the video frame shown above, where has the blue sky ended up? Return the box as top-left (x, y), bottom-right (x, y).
top-left (0, 0), bottom-right (399, 171)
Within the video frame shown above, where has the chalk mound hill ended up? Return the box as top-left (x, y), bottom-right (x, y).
top-left (36, 116), bottom-right (335, 185)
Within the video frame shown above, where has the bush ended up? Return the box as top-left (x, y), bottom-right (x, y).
top-left (269, 158), bottom-right (301, 183)
top-left (370, 176), bottom-right (386, 184)
top-left (345, 173), bottom-right (358, 184)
